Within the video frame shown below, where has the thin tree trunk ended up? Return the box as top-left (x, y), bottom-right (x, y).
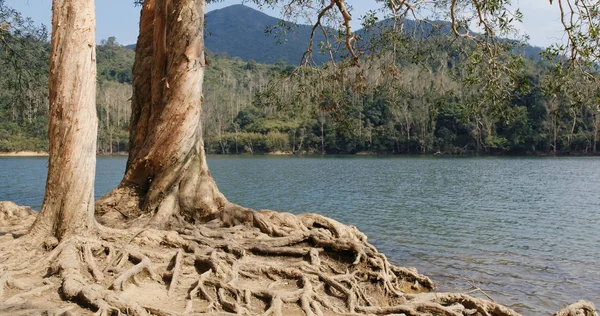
top-left (29, 0), bottom-right (97, 240)
top-left (568, 109), bottom-right (577, 150)
top-left (406, 121), bottom-right (411, 153)
top-left (553, 115), bottom-right (558, 155)
top-left (593, 111), bottom-right (598, 153)
top-left (105, 98), bottom-right (112, 155)
top-left (97, 0), bottom-right (229, 228)
top-left (321, 119), bottom-right (325, 154)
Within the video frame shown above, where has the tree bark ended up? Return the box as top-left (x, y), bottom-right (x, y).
top-left (97, 0), bottom-right (229, 228)
top-left (593, 111), bottom-right (598, 153)
top-left (29, 0), bottom-right (97, 240)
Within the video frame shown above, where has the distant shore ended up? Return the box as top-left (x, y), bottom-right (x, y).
top-left (0, 151), bottom-right (130, 157)
top-left (1, 150), bottom-right (599, 157)
top-left (0, 151), bottom-right (48, 157)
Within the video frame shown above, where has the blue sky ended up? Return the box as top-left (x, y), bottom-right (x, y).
top-left (6, 0), bottom-right (564, 48)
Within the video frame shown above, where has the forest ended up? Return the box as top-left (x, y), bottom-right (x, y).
top-left (1, 6), bottom-right (599, 156)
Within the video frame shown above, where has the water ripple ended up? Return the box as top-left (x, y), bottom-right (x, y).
top-left (1, 155), bottom-right (599, 315)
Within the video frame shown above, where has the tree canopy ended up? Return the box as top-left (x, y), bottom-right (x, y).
top-left (1, 1), bottom-right (598, 155)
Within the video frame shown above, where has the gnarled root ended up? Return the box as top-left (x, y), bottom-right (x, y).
top-left (2, 201), bottom-right (597, 316)
top-left (167, 208), bottom-right (524, 316)
top-left (165, 250), bottom-right (183, 297)
top-left (555, 301), bottom-right (598, 316)
top-left (110, 247), bottom-right (161, 291)
top-left (0, 274), bottom-right (30, 299)
top-left (53, 239), bottom-right (149, 315)
top-left (95, 186), bottom-right (145, 229)
top-left (0, 273), bottom-right (45, 307)
top-left (0, 230), bottom-right (164, 316)
top-left (0, 201), bottom-right (36, 238)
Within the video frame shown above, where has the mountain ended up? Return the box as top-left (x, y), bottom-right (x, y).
top-left (204, 4), bottom-right (329, 65)
top-left (204, 5), bottom-right (544, 64)
top-left (126, 4), bottom-right (544, 65)
top-left (125, 4), bottom-right (329, 64)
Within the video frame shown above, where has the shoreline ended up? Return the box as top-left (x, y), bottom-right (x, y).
top-left (1, 151), bottom-right (600, 157)
top-left (0, 151), bottom-right (128, 157)
top-left (0, 151), bottom-right (48, 157)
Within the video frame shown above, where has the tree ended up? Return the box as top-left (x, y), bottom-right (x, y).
top-left (96, 0), bottom-right (236, 228)
top-left (0, 0), bottom-right (142, 313)
top-left (96, 0), bottom-right (382, 226)
top-left (27, 0), bottom-right (97, 240)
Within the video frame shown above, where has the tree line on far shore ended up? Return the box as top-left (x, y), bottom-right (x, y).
top-left (1, 22), bottom-right (598, 155)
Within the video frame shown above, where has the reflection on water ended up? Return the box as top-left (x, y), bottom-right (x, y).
top-left (1, 155), bottom-right (599, 315)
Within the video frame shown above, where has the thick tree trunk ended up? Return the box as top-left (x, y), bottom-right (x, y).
top-left (97, 0), bottom-right (228, 228)
top-left (29, 0), bottom-right (97, 240)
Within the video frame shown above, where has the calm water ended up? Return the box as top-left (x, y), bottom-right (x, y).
top-left (1, 155), bottom-right (599, 315)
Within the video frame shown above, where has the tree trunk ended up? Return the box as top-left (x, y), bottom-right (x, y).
top-left (321, 118), bottom-right (325, 154)
top-left (593, 111), bottom-right (598, 153)
top-left (568, 109), bottom-right (577, 150)
top-left (97, 0), bottom-right (229, 228)
top-left (105, 96), bottom-right (112, 155)
top-left (29, 0), bottom-right (97, 240)
top-left (553, 115), bottom-right (558, 155)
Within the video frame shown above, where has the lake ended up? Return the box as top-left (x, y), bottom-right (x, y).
top-left (1, 155), bottom-right (599, 315)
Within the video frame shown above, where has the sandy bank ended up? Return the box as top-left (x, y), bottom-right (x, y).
top-left (0, 151), bottom-right (49, 156)
top-left (267, 150), bottom-right (293, 155)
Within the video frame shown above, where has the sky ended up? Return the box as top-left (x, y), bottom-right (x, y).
top-left (5, 0), bottom-right (565, 48)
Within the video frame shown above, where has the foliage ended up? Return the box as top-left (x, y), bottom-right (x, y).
top-left (204, 36), bottom-right (599, 155)
top-left (0, 0), bottom-right (49, 152)
top-left (0, 3), bottom-right (598, 155)
top-left (97, 37), bottom-right (135, 84)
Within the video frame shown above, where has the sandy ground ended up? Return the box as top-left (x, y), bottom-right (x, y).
top-left (0, 151), bottom-right (48, 156)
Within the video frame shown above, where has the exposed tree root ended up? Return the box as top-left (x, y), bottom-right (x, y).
top-left (555, 301), bottom-right (598, 316)
top-left (54, 239), bottom-right (150, 315)
top-left (0, 274), bottom-right (30, 301)
top-left (0, 201), bottom-right (37, 238)
top-left (165, 250), bottom-right (183, 297)
top-left (0, 201), bottom-right (598, 315)
top-left (111, 247), bottom-right (161, 291)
